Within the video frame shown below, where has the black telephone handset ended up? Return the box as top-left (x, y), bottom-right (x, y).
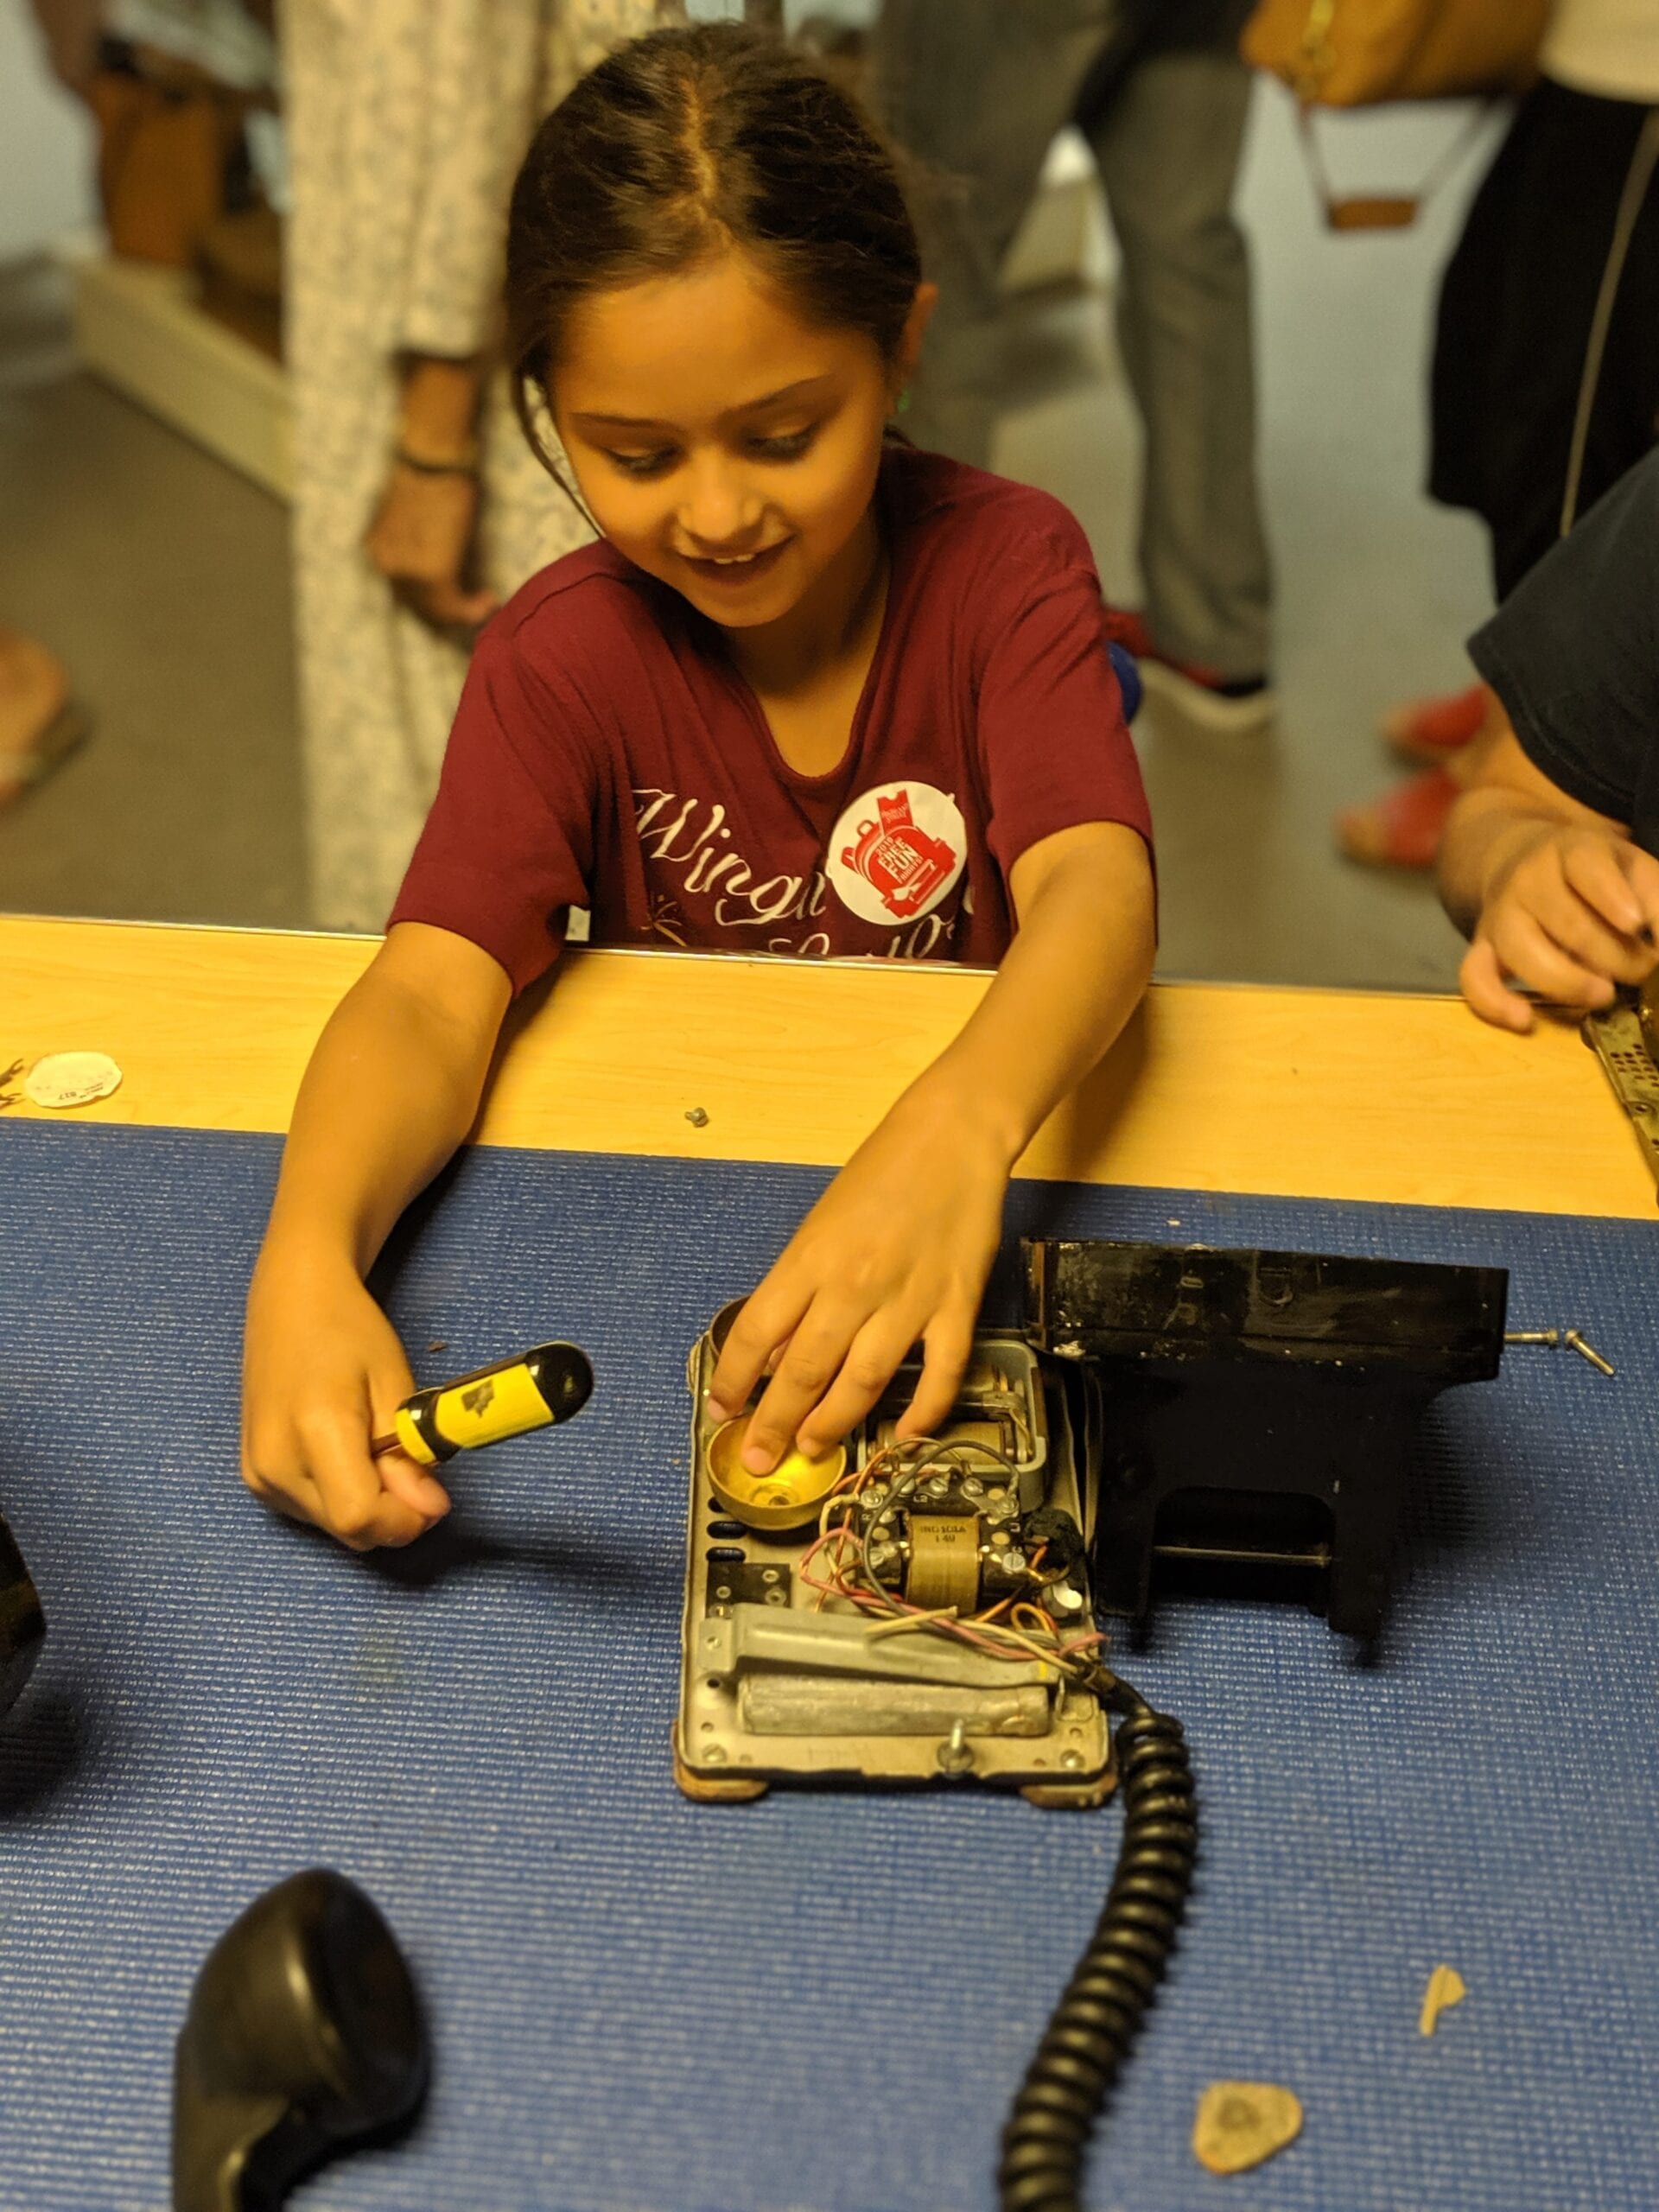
top-left (173, 1868), bottom-right (428, 2211)
top-left (0, 1510), bottom-right (45, 1719)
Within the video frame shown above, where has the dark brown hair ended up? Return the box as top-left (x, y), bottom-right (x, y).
top-left (506, 22), bottom-right (922, 483)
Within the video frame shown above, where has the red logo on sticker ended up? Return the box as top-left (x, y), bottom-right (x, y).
top-left (838, 789), bottom-right (959, 920)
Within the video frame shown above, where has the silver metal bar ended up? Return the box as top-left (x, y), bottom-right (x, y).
top-left (738, 1678), bottom-right (1051, 1738)
top-left (699, 1605), bottom-right (1059, 1689)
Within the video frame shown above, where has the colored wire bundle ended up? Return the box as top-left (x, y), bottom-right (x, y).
top-left (797, 1437), bottom-right (1103, 1670)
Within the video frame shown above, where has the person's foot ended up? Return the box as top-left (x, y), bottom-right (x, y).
top-left (1379, 682), bottom-right (1491, 763)
top-left (1108, 610), bottom-right (1275, 734)
top-left (0, 628), bottom-right (85, 807)
top-left (1335, 765), bottom-right (1460, 870)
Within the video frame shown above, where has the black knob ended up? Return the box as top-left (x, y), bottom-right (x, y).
top-left (532, 1341), bottom-right (594, 1421)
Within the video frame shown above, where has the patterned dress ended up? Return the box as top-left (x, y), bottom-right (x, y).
top-left (282, 0), bottom-right (669, 931)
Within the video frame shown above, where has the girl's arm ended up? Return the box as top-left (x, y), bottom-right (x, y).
top-left (1439, 728), bottom-right (1659, 1031)
top-left (243, 923), bottom-right (512, 1548)
top-left (709, 821), bottom-right (1156, 1471)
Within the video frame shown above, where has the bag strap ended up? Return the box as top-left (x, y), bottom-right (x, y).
top-left (1294, 99), bottom-right (1497, 232)
top-left (1561, 110), bottom-right (1659, 535)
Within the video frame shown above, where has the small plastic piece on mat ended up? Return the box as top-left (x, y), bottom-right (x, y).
top-left (24, 1051), bottom-right (122, 1109)
top-left (1192, 2081), bottom-right (1304, 2176)
top-left (1419, 1962), bottom-right (1468, 2036)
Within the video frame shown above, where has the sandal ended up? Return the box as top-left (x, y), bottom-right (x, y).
top-left (1335, 765), bottom-right (1460, 870)
top-left (1379, 683), bottom-right (1490, 764)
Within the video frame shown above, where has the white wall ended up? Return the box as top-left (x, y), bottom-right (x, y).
top-left (0, 0), bottom-right (98, 264)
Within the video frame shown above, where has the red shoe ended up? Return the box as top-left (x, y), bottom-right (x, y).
top-left (1106, 608), bottom-right (1275, 734)
top-left (1379, 683), bottom-right (1489, 763)
top-left (1335, 765), bottom-right (1460, 870)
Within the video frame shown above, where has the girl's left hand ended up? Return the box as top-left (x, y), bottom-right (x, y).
top-left (707, 1084), bottom-right (1011, 1473)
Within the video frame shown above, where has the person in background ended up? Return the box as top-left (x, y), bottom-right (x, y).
top-left (1440, 446), bottom-right (1659, 1029)
top-left (282, 0), bottom-right (670, 932)
top-left (869, 0), bottom-right (1273, 734)
top-left (1340, 0), bottom-right (1659, 868)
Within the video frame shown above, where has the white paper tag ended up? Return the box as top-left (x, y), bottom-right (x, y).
top-left (24, 1052), bottom-right (124, 1110)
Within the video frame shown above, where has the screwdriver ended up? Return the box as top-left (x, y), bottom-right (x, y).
top-left (370, 1341), bottom-right (594, 1466)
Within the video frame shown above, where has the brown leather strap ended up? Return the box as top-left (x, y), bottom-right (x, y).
top-left (1294, 99), bottom-right (1496, 233)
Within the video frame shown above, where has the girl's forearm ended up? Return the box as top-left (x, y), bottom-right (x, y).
top-left (263, 969), bottom-right (499, 1281)
top-left (907, 831), bottom-right (1156, 1164)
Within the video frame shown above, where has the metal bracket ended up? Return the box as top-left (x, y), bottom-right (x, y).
top-left (1582, 1000), bottom-right (1659, 1201)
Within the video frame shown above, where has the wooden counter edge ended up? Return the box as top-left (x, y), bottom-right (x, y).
top-left (3, 912), bottom-right (1652, 1220)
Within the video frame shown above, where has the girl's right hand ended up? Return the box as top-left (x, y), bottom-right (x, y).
top-left (242, 1249), bottom-right (451, 1550)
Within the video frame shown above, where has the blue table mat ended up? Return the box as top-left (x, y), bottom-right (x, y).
top-left (1, 1120), bottom-right (1656, 2212)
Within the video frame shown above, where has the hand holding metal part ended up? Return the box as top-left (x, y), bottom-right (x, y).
top-left (1583, 972), bottom-right (1659, 1202)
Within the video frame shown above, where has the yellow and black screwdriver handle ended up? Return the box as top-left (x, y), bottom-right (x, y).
top-left (370, 1342), bottom-right (594, 1468)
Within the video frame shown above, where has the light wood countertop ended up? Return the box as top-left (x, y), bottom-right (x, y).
top-left (3, 914), bottom-right (1650, 1218)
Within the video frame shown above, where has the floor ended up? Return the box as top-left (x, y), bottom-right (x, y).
top-left (0, 86), bottom-right (1501, 986)
top-left (0, 258), bottom-right (304, 929)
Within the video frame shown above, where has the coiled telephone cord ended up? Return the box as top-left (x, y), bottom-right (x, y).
top-left (998, 1685), bottom-right (1198, 2212)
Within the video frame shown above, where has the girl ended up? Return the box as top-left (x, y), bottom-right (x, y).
top-left (243, 23), bottom-right (1155, 1550)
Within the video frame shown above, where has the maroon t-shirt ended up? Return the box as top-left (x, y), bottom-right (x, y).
top-left (390, 445), bottom-right (1151, 991)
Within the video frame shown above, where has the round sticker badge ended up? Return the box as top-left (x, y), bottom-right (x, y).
top-left (826, 780), bottom-right (967, 927)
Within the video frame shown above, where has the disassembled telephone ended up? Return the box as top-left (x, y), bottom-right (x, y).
top-left (676, 1303), bottom-right (1113, 1806)
top-left (675, 1243), bottom-right (1509, 1801)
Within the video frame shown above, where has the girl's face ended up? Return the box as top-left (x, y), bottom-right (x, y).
top-left (551, 250), bottom-right (930, 634)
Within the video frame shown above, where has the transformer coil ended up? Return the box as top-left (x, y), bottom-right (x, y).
top-left (904, 1514), bottom-right (982, 1611)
